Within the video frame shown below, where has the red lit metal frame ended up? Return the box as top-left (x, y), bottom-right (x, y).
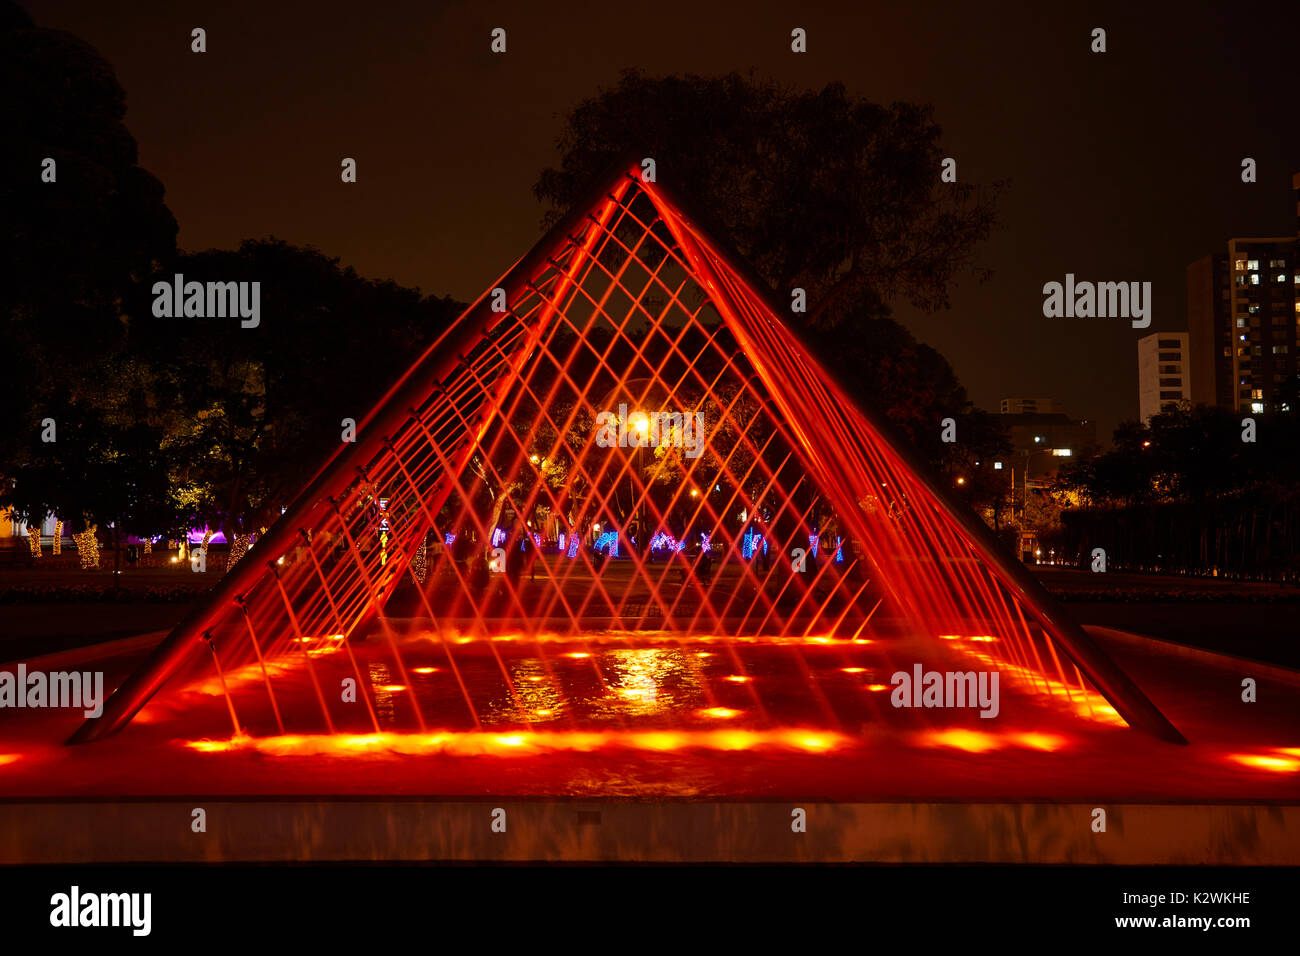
top-left (71, 160), bottom-right (1184, 745)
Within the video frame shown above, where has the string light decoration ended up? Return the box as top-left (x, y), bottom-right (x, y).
top-left (143, 538), bottom-right (152, 555)
top-left (26, 525), bottom-right (41, 558)
top-left (52, 520), bottom-right (62, 555)
top-left (410, 530), bottom-right (429, 583)
top-left (73, 528), bottom-right (100, 570)
top-left (227, 533), bottom-right (252, 570)
top-left (194, 528), bottom-right (213, 569)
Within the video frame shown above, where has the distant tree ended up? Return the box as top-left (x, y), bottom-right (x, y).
top-left (4, 384), bottom-right (178, 555)
top-left (1055, 404), bottom-right (1300, 576)
top-left (943, 408), bottom-right (1014, 530)
top-left (0, 1), bottom-right (178, 536)
top-left (534, 70), bottom-right (1001, 455)
top-left (1060, 406), bottom-right (1279, 509)
top-left (123, 240), bottom-right (465, 537)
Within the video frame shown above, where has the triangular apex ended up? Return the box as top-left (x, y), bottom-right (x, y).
top-left (71, 160), bottom-right (1183, 745)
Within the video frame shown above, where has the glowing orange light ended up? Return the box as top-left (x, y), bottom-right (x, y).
top-left (535, 708), bottom-right (553, 717)
top-left (412, 667), bottom-right (437, 674)
top-left (723, 675), bottom-right (750, 683)
top-left (1231, 753), bottom-right (1300, 772)
top-left (866, 684), bottom-right (889, 692)
top-left (0, 754), bottom-right (20, 767)
top-left (699, 707), bottom-right (741, 719)
top-left (564, 652), bottom-right (591, 659)
top-left (183, 728), bottom-right (850, 757)
top-left (377, 684), bottom-right (406, 692)
top-left (1013, 732), bottom-right (1066, 752)
top-left (925, 729), bottom-right (1001, 753)
top-left (840, 667), bottom-right (866, 674)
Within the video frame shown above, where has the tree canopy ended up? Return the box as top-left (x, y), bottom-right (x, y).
top-left (125, 240), bottom-right (463, 537)
top-left (534, 70), bottom-right (1003, 454)
top-left (0, 0), bottom-right (177, 531)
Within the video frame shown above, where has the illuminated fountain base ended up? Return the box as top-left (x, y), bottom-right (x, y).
top-left (3, 625), bottom-right (1299, 803)
top-left (2, 623), bottom-right (1299, 863)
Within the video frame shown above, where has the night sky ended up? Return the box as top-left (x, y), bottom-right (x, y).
top-left (22, 0), bottom-right (1300, 441)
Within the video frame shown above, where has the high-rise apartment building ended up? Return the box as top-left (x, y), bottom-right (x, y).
top-left (1186, 237), bottom-right (1298, 414)
top-left (1137, 332), bottom-right (1190, 421)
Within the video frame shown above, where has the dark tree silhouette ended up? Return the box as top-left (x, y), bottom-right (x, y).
top-left (534, 70), bottom-right (1002, 455)
top-left (0, 0), bottom-right (178, 533)
top-left (124, 239), bottom-right (465, 538)
top-left (1057, 404), bottom-right (1300, 577)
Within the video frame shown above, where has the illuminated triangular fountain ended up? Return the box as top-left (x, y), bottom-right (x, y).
top-left (71, 158), bottom-right (1183, 745)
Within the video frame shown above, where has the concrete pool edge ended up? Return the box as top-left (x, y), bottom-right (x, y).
top-left (1, 799), bottom-right (1297, 864)
top-left (1084, 624), bottom-right (1300, 687)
